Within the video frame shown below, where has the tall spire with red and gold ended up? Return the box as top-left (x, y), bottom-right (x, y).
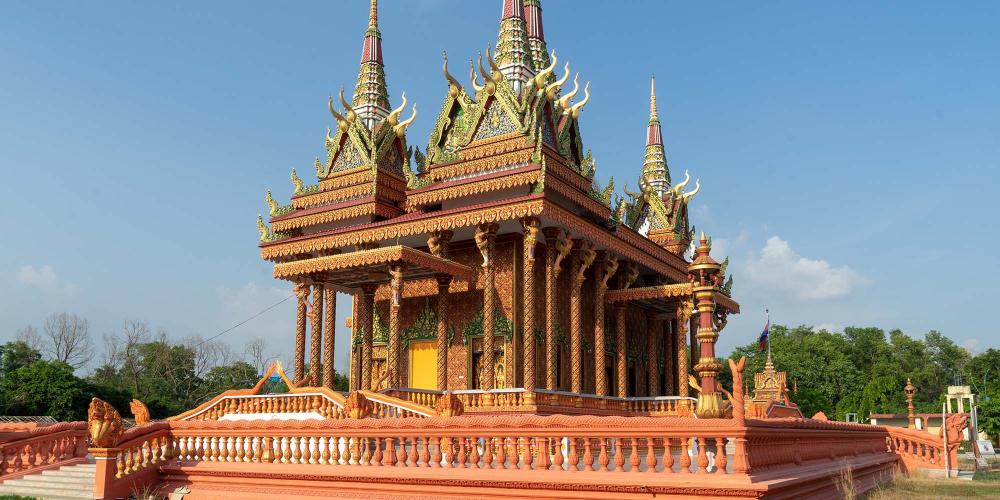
top-left (353, 0), bottom-right (391, 130)
top-left (523, 0), bottom-right (551, 73)
top-left (495, 0), bottom-right (535, 95)
top-left (643, 76), bottom-right (670, 194)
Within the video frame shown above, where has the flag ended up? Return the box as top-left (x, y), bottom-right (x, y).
top-left (757, 316), bottom-right (770, 351)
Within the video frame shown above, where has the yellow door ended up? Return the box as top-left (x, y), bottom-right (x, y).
top-left (408, 340), bottom-right (438, 390)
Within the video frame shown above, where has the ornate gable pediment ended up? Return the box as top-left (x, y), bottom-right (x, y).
top-left (471, 97), bottom-right (520, 142)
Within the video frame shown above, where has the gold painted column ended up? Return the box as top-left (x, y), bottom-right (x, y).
top-left (293, 282), bottom-right (310, 382)
top-left (542, 228), bottom-right (570, 391)
top-left (676, 303), bottom-right (692, 398)
top-left (476, 223), bottom-right (499, 394)
top-left (690, 233), bottom-right (724, 418)
top-left (387, 262), bottom-right (405, 389)
top-left (646, 312), bottom-right (659, 397)
top-left (435, 275), bottom-right (452, 390)
top-left (664, 317), bottom-right (675, 395)
top-left (349, 295), bottom-right (358, 391)
top-left (359, 284), bottom-right (376, 390)
top-left (428, 230), bottom-right (453, 391)
top-left (615, 303), bottom-right (627, 397)
top-left (594, 254), bottom-right (618, 396)
top-left (322, 287), bottom-right (336, 389)
top-left (521, 218), bottom-right (541, 397)
top-left (569, 241), bottom-right (596, 394)
top-left (309, 283), bottom-right (324, 385)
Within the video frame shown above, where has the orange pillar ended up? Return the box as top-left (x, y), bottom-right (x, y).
top-left (388, 263), bottom-right (405, 389)
top-left (359, 285), bottom-right (376, 390)
top-left (309, 283), bottom-right (324, 385)
top-left (522, 217), bottom-right (541, 398)
top-left (436, 275), bottom-right (451, 390)
top-left (322, 287), bottom-right (336, 389)
top-left (293, 282), bottom-right (309, 382)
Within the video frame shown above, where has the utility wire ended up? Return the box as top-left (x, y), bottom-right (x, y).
top-left (192, 295), bottom-right (293, 348)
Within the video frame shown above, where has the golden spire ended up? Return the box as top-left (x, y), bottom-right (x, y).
top-left (650, 75), bottom-right (658, 122)
top-left (368, 0), bottom-right (378, 30)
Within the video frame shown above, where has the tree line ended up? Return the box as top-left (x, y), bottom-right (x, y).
top-left (722, 324), bottom-right (999, 442)
top-left (0, 312), bottom-right (347, 421)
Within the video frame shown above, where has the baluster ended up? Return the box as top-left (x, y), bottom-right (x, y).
top-left (482, 437), bottom-right (494, 469)
top-left (361, 438), bottom-right (372, 466)
top-left (420, 437), bottom-right (431, 467)
top-left (305, 436), bottom-right (316, 464)
top-left (629, 438), bottom-right (640, 472)
top-left (440, 437), bottom-right (453, 468)
top-left (330, 436), bottom-right (341, 465)
top-left (456, 437), bottom-right (467, 468)
top-left (510, 438), bottom-right (522, 470)
top-left (397, 437), bottom-right (409, 467)
top-left (520, 437), bottom-right (531, 470)
top-left (696, 437), bottom-right (709, 473)
top-left (602, 438), bottom-right (613, 471)
top-left (645, 438), bottom-right (657, 473)
top-left (349, 437), bottom-right (360, 465)
top-left (495, 438), bottom-right (506, 469)
top-left (553, 438), bottom-right (565, 471)
top-left (115, 454), bottom-right (124, 478)
top-left (537, 438), bottom-right (550, 471)
top-left (407, 437), bottom-right (418, 467)
top-left (568, 438), bottom-right (579, 471)
top-left (370, 437), bottom-right (382, 466)
top-left (319, 436), bottom-right (329, 465)
top-left (679, 438), bottom-right (691, 473)
top-left (469, 437), bottom-right (481, 469)
top-left (281, 436), bottom-right (292, 463)
top-left (293, 436), bottom-right (305, 464)
top-left (715, 438), bottom-right (727, 473)
top-left (583, 438), bottom-right (595, 471)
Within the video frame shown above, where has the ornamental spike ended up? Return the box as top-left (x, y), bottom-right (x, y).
top-left (682, 179), bottom-right (701, 202)
top-left (570, 81), bottom-right (590, 118)
top-left (672, 170), bottom-right (691, 195)
top-left (339, 87), bottom-right (357, 124)
top-left (327, 96), bottom-right (348, 132)
top-left (387, 92), bottom-right (407, 126)
top-left (532, 49), bottom-right (557, 88)
top-left (393, 104), bottom-right (417, 138)
top-left (469, 58), bottom-right (484, 93)
top-left (545, 62), bottom-right (570, 101)
top-left (557, 73), bottom-right (580, 110)
top-left (442, 52), bottom-right (462, 98)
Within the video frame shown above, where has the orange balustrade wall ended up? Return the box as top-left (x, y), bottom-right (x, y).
top-left (0, 421), bottom-right (88, 482)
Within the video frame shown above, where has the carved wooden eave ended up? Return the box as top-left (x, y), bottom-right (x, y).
top-left (272, 245), bottom-right (476, 287)
top-left (270, 197), bottom-right (404, 233)
top-left (605, 283), bottom-right (741, 315)
top-left (405, 164), bottom-right (541, 211)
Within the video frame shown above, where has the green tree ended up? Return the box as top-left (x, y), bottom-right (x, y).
top-left (0, 360), bottom-right (92, 421)
top-left (0, 341), bottom-right (42, 378)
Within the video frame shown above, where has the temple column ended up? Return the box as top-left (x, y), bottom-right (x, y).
top-left (293, 282), bottom-right (310, 382)
top-left (664, 317), bottom-right (675, 395)
top-left (521, 218), bottom-right (541, 399)
top-left (646, 311), bottom-right (659, 397)
top-left (594, 254), bottom-right (618, 397)
top-left (428, 230), bottom-right (454, 391)
top-left (322, 287), bottom-right (336, 389)
top-left (690, 233), bottom-right (724, 418)
top-left (476, 223), bottom-right (499, 395)
top-left (309, 283), bottom-right (324, 385)
top-left (676, 302), bottom-right (692, 398)
top-left (542, 228), bottom-right (570, 391)
top-left (570, 241), bottom-right (596, 394)
top-left (387, 262), bottom-right (405, 389)
top-left (349, 295), bottom-right (358, 392)
top-left (615, 303), bottom-right (627, 397)
top-left (359, 284), bottom-right (376, 390)
top-left (436, 275), bottom-right (451, 390)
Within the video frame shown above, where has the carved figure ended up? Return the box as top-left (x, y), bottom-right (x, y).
top-left (257, 215), bottom-right (270, 243)
top-left (434, 392), bottom-right (465, 417)
top-left (290, 168), bottom-right (304, 195)
top-left (553, 229), bottom-right (573, 270)
top-left (474, 224), bottom-right (491, 267)
top-left (940, 413), bottom-right (968, 444)
top-left (427, 233), bottom-right (442, 257)
top-left (293, 282), bottom-right (318, 323)
top-left (389, 264), bottom-right (404, 306)
top-left (87, 398), bottom-right (123, 448)
top-left (522, 218), bottom-right (541, 262)
top-left (129, 399), bottom-right (151, 426)
top-left (600, 254), bottom-right (619, 289)
top-left (722, 357), bottom-right (747, 423)
top-left (575, 241), bottom-right (597, 282)
top-left (344, 391), bottom-right (372, 419)
top-left (265, 190), bottom-right (278, 216)
top-left (622, 262), bottom-right (640, 289)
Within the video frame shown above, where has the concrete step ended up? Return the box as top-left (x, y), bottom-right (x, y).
top-left (40, 469), bottom-right (95, 479)
top-left (0, 483), bottom-right (93, 500)
top-left (11, 474), bottom-right (93, 487)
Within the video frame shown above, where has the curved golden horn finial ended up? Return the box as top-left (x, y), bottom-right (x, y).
top-left (486, 46), bottom-right (503, 83)
top-left (327, 96), bottom-right (349, 132)
top-left (545, 62), bottom-right (571, 101)
top-left (469, 58), bottom-right (484, 93)
top-left (387, 92), bottom-right (407, 126)
top-left (672, 169), bottom-right (691, 194)
top-left (393, 104), bottom-right (417, 138)
top-left (570, 81), bottom-right (590, 118)
top-left (477, 51), bottom-right (490, 82)
top-left (557, 73), bottom-right (580, 110)
top-left (339, 87), bottom-right (356, 124)
top-left (533, 50), bottom-right (557, 88)
top-left (682, 179), bottom-right (701, 202)
top-left (442, 52), bottom-right (462, 98)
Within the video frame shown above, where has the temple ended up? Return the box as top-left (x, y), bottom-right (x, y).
top-left (258, 0), bottom-right (739, 418)
top-left (2, 3), bottom-right (965, 499)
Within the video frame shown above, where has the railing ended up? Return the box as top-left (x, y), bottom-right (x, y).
top-left (89, 414), bottom-right (943, 499)
top-left (386, 388), bottom-right (697, 416)
top-left (359, 390), bottom-right (437, 418)
top-left (178, 393), bottom-right (347, 421)
top-left (885, 426), bottom-right (953, 473)
top-left (0, 421), bottom-right (88, 481)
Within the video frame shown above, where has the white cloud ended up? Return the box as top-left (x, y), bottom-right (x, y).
top-left (15, 265), bottom-right (78, 294)
top-left (744, 236), bottom-right (867, 300)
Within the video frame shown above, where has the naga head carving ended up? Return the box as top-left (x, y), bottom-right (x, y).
top-left (344, 391), bottom-right (372, 419)
top-left (88, 397), bottom-right (124, 448)
top-left (129, 399), bottom-right (151, 426)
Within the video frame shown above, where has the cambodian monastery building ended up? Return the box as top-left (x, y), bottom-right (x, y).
top-left (257, 0), bottom-right (739, 418)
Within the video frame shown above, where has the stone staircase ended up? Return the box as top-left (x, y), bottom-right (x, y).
top-left (0, 462), bottom-right (94, 500)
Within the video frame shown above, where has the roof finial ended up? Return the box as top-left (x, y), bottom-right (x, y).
top-left (369, 0), bottom-right (378, 30)
top-left (352, 0), bottom-right (390, 130)
top-left (650, 75), bottom-right (658, 120)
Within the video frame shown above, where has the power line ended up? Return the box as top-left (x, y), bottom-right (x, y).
top-left (193, 295), bottom-right (293, 348)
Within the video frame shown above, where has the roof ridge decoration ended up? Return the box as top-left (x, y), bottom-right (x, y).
top-left (353, 0), bottom-right (390, 130)
top-left (643, 76), bottom-right (670, 193)
top-left (495, 0), bottom-right (535, 96)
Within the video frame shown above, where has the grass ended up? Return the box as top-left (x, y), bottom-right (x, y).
top-left (865, 469), bottom-right (1000, 499)
top-left (0, 495), bottom-right (38, 500)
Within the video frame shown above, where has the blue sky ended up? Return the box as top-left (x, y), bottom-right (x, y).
top-left (1, 1), bottom-right (998, 374)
